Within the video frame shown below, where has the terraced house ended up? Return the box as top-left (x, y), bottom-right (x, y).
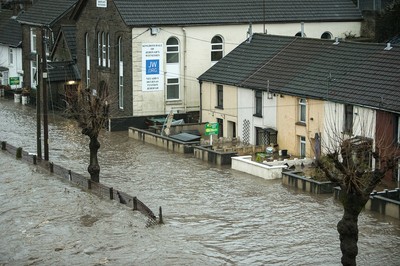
top-left (68, 0), bottom-right (362, 130)
top-left (199, 33), bottom-right (400, 184)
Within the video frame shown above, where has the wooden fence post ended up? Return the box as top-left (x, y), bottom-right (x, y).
top-left (159, 206), bottom-right (164, 224)
top-left (1, 141), bottom-right (6, 150)
top-left (133, 197), bottom-right (138, 210)
top-left (16, 147), bottom-right (22, 159)
top-left (32, 155), bottom-right (37, 165)
top-left (109, 187), bottom-right (114, 200)
top-left (68, 170), bottom-right (72, 181)
top-left (49, 162), bottom-right (54, 173)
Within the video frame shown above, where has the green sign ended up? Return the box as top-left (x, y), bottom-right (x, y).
top-left (205, 122), bottom-right (219, 136)
top-left (9, 77), bottom-right (20, 85)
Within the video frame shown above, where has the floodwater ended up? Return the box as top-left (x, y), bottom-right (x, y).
top-left (1, 98), bottom-right (400, 265)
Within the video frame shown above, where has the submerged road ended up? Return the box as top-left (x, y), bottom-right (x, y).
top-left (1, 98), bottom-right (399, 265)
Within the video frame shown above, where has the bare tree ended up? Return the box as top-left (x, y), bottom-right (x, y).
top-left (66, 82), bottom-right (110, 183)
top-left (315, 105), bottom-right (398, 266)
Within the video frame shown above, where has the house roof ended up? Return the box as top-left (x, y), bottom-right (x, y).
top-left (112, 0), bottom-right (362, 26)
top-left (17, 0), bottom-right (78, 27)
top-left (52, 25), bottom-right (77, 60)
top-left (199, 34), bottom-right (400, 114)
top-left (47, 61), bottom-right (80, 82)
top-left (0, 9), bottom-right (22, 47)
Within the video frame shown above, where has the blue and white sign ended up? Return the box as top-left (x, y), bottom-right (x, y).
top-left (142, 43), bottom-right (163, 91)
top-left (146, 60), bottom-right (159, 75)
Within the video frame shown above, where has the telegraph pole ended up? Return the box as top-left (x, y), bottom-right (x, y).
top-left (42, 27), bottom-right (49, 161)
top-left (36, 53), bottom-right (41, 159)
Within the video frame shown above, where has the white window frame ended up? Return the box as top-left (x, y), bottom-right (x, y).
top-left (166, 78), bottom-right (180, 100)
top-left (118, 37), bottom-right (124, 109)
top-left (30, 28), bottom-right (37, 53)
top-left (300, 136), bottom-right (306, 158)
top-left (211, 35), bottom-right (223, 62)
top-left (107, 33), bottom-right (110, 67)
top-left (85, 33), bottom-right (90, 88)
top-left (97, 32), bottom-right (101, 66)
top-left (299, 98), bottom-right (306, 123)
top-left (31, 58), bottom-right (37, 88)
top-left (397, 117), bottom-right (400, 144)
top-left (166, 37), bottom-right (179, 64)
top-left (9, 48), bottom-right (14, 65)
top-left (102, 32), bottom-right (106, 67)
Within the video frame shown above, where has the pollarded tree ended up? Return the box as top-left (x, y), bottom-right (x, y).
top-left (315, 106), bottom-right (398, 266)
top-left (67, 82), bottom-right (110, 183)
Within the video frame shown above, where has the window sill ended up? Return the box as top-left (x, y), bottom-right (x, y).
top-left (296, 121), bottom-right (306, 126)
top-left (215, 106), bottom-right (223, 110)
top-left (166, 100), bottom-right (182, 105)
top-left (253, 114), bottom-right (262, 118)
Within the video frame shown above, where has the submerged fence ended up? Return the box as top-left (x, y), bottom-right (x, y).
top-left (1, 141), bottom-right (160, 223)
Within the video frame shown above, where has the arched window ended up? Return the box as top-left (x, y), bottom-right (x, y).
top-left (101, 32), bottom-right (106, 66)
top-left (97, 32), bottom-right (101, 66)
top-left (295, 32), bottom-right (306, 37)
top-left (211, 35), bottom-right (223, 62)
top-left (166, 37), bottom-right (179, 63)
top-left (118, 37), bottom-right (124, 109)
top-left (321, 32), bottom-right (333, 39)
top-left (85, 33), bottom-right (90, 88)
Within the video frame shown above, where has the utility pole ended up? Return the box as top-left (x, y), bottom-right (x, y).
top-left (36, 53), bottom-right (41, 159)
top-left (42, 27), bottom-right (49, 161)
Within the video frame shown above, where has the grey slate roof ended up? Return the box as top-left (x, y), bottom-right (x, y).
top-left (48, 61), bottom-right (80, 82)
top-left (114, 0), bottom-right (362, 26)
top-left (199, 34), bottom-right (400, 114)
top-left (0, 10), bottom-right (22, 47)
top-left (59, 25), bottom-right (77, 60)
top-left (17, 0), bottom-right (78, 26)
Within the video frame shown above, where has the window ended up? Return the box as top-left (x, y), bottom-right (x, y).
top-left (397, 116), bottom-right (400, 144)
top-left (344, 104), bottom-right (353, 134)
top-left (97, 32), bottom-right (101, 66)
top-left (166, 37), bottom-right (179, 63)
top-left (102, 32), bottom-right (106, 67)
top-left (255, 90), bottom-right (262, 117)
top-left (2, 71), bottom-right (8, 85)
top-left (31, 58), bottom-right (37, 88)
top-left (321, 32), bottom-right (332, 39)
top-left (118, 37), bottom-right (124, 109)
top-left (9, 48), bottom-right (14, 65)
top-left (216, 84), bottom-right (223, 108)
top-left (300, 136), bottom-right (306, 158)
top-left (85, 33), bottom-right (90, 88)
top-left (217, 118), bottom-right (223, 138)
top-left (211, 35), bottom-right (223, 62)
top-left (167, 78), bottom-right (179, 100)
top-left (256, 127), bottom-right (266, 146)
top-left (107, 33), bottom-right (110, 67)
top-left (30, 28), bottom-right (37, 53)
top-left (299, 98), bottom-right (306, 123)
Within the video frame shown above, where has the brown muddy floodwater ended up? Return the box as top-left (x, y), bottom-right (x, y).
top-left (1, 98), bottom-right (400, 265)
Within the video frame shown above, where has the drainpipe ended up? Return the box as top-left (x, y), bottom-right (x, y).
top-left (199, 80), bottom-right (203, 123)
top-left (182, 27), bottom-right (187, 114)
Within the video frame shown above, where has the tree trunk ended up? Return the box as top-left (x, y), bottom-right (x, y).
top-left (337, 193), bottom-right (368, 266)
top-left (88, 136), bottom-right (100, 182)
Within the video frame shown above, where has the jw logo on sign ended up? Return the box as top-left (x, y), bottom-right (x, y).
top-left (146, 60), bottom-right (159, 75)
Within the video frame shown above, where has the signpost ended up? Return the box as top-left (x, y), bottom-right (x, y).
top-left (9, 77), bottom-right (20, 86)
top-left (205, 122), bottom-right (219, 145)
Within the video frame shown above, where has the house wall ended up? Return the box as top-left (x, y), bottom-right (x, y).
top-left (131, 20), bottom-right (361, 118)
top-left (276, 96), bottom-right (324, 158)
top-left (322, 102), bottom-right (376, 153)
top-left (376, 110), bottom-right (400, 183)
top-left (201, 81), bottom-right (238, 138)
top-left (0, 45), bottom-right (23, 87)
top-left (236, 88), bottom-right (278, 145)
top-left (74, 0), bottom-right (133, 117)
